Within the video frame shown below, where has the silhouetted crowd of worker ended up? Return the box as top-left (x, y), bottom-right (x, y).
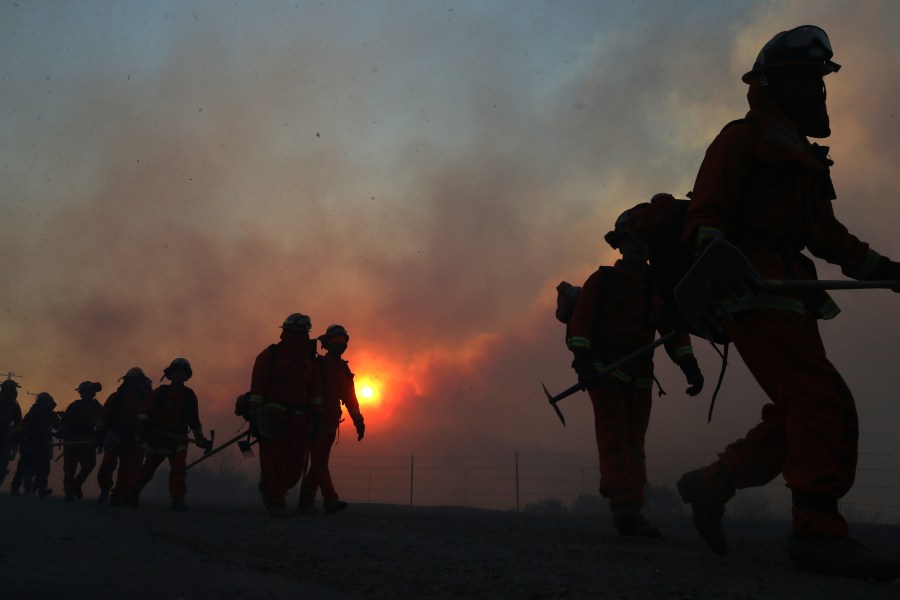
top-left (0, 317), bottom-right (365, 515)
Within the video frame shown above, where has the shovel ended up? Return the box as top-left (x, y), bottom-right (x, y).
top-left (674, 237), bottom-right (900, 342)
top-left (541, 331), bottom-right (678, 426)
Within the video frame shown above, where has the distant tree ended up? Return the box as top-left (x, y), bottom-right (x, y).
top-left (731, 492), bottom-right (773, 520)
top-left (644, 484), bottom-right (683, 515)
top-left (524, 497), bottom-right (568, 515)
top-left (571, 493), bottom-right (605, 514)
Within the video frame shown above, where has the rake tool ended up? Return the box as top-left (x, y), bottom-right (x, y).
top-left (236, 431), bottom-right (257, 458)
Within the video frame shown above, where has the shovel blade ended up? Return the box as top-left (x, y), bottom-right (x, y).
top-left (674, 237), bottom-right (762, 343)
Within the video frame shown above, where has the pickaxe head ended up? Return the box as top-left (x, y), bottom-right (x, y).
top-left (541, 382), bottom-right (566, 427)
top-left (674, 237), bottom-right (762, 343)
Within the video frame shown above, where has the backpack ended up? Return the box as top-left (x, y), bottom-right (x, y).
top-left (555, 193), bottom-right (730, 418)
top-left (616, 193), bottom-right (695, 327)
top-left (235, 344), bottom-right (280, 421)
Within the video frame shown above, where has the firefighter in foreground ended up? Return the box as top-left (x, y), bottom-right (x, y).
top-left (248, 313), bottom-right (323, 517)
top-left (566, 211), bottom-right (703, 536)
top-left (96, 367), bottom-right (151, 505)
top-left (676, 25), bottom-right (900, 580)
top-left (124, 358), bottom-right (210, 511)
top-left (10, 392), bottom-right (60, 497)
top-left (0, 378), bottom-right (23, 487)
top-left (61, 381), bottom-right (104, 502)
top-left (298, 324), bottom-right (366, 515)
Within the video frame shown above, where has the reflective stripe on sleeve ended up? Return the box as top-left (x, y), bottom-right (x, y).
top-left (566, 336), bottom-right (591, 351)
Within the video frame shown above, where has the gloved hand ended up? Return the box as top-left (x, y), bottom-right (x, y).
top-left (571, 351), bottom-right (599, 390)
top-left (352, 415), bottom-right (366, 441)
top-left (195, 434), bottom-right (212, 452)
top-left (678, 356), bottom-right (704, 397)
top-left (871, 258), bottom-right (900, 292)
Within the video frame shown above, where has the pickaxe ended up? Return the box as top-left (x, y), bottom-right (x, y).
top-left (176, 428), bottom-right (252, 474)
top-left (145, 427), bottom-right (215, 454)
top-left (674, 237), bottom-right (900, 343)
top-left (541, 331), bottom-right (679, 426)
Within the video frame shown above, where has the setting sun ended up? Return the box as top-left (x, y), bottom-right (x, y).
top-left (355, 375), bottom-right (383, 408)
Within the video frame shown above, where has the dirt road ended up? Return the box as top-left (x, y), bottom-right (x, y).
top-left (1, 493), bottom-right (899, 599)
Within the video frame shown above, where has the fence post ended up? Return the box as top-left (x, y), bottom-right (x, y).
top-left (409, 454), bottom-right (415, 507)
top-left (515, 450), bottom-right (520, 513)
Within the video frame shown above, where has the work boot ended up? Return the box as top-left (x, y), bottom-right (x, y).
top-left (65, 490), bottom-right (75, 503)
top-left (324, 500), bottom-right (348, 515)
top-left (171, 497), bottom-right (190, 512)
top-left (38, 488), bottom-right (53, 498)
top-left (788, 534), bottom-right (900, 581)
top-left (74, 484), bottom-right (83, 499)
top-left (613, 507), bottom-right (661, 538)
top-left (677, 469), bottom-right (728, 555)
top-left (109, 493), bottom-right (125, 507)
top-left (97, 490), bottom-right (109, 504)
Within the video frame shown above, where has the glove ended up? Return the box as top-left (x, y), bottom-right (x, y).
top-left (195, 435), bottom-right (212, 452)
top-left (571, 351), bottom-right (600, 390)
top-left (678, 356), bottom-right (704, 397)
top-left (871, 258), bottom-right (900, 292)
top-left (352, 415), bottom-right (366, 441)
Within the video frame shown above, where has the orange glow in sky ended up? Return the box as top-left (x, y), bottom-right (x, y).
top-left (354, 375), bottom-right (383, 409)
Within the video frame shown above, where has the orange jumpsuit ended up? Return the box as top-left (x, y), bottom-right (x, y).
top-left (96, 383), bottom-right (148, 498)
top-left (299, 353), bottom-right (362, 507)
top-left (683, 78), bottom-right (886, 537)
top-left (249, 337), bottom-right (322, 508)
top-left (130, 383), bottom-right (203, 499)
top-left (568, 260), bottom-right (695, 511)
top-left (61, 397), bottom-right (102, 495)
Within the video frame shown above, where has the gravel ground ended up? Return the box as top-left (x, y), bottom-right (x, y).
top-left (2, 493), bottom-right (899, 599)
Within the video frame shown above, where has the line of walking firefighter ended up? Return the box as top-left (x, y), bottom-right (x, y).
top-left (3, 361), bottom-right (212, 510)
top-left (3, 317), bottom-right (367, 515)
top-left (555, 24), bottom-right (900, 581)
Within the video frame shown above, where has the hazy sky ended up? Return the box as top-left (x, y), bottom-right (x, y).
top-left (2, 1), bottom-right (899, 500)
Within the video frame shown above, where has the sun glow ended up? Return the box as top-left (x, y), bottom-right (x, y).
top-left (354, 375), bottom-right (383, 408)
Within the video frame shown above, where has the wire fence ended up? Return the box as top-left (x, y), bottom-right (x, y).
top-left (325, 450), bottom-right (900, 523)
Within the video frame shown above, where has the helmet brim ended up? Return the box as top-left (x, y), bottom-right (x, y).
top-left (742, 59), bottom-right (841, 84)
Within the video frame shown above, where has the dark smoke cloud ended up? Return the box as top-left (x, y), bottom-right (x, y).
top-left (1, 1), bottom-right (898, 505)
